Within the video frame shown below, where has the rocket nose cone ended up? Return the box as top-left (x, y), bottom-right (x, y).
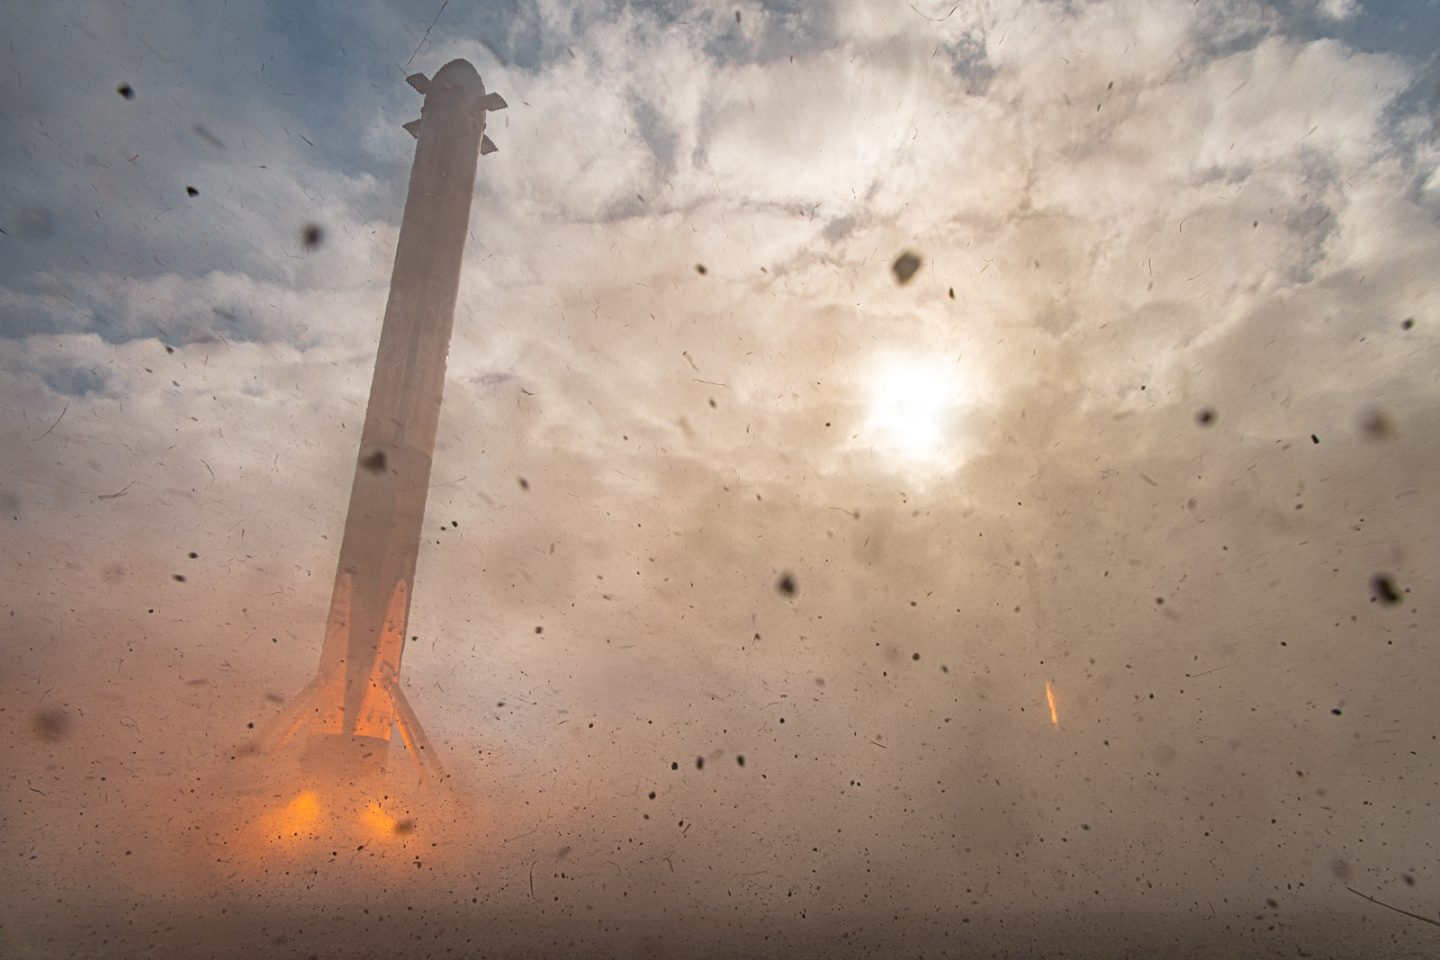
top-left (430, 59), bottom-right (485, 97)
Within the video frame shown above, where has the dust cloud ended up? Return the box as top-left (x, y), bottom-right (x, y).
top-left (2, 0), bottom-right (1438, 958)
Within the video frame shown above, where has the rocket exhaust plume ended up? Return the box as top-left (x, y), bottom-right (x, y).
top-left (261, 60), bottom-right (506, 784)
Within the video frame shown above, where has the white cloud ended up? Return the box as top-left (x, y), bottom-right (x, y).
top-left (3, 0), bottom-right (1438, 949)
top-left (1309, 0), bottom-right (1360, 20)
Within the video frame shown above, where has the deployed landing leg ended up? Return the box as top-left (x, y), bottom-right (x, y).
top-left (255, 678), bottom-right (446, 787)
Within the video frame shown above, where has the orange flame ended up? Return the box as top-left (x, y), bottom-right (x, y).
top-left (1045, 681), bottom-right (1058, 727)
top-left (361, 801), bottom-right (398, 837)
top-left (263, 790), bottom-right (323, 840)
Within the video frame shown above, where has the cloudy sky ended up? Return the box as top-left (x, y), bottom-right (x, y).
top-left (2, 0), bottom-right (1438, 956)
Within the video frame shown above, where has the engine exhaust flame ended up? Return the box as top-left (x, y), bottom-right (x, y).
top-left (263, 790), bottom-right (323, 842)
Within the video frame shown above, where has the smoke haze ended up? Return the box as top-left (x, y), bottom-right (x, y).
top-left (2, 0), bottom-right (1438, 957)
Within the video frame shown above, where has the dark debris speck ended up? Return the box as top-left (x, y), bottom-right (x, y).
top-left (1371, 574), bottom-right (1402, 605)
top-left (185, 186), bottom-right (199, 197)
top-left (1360, 409), bottom-right (1394, 440)
top-left (892, 251), bottom-right (922, 285)
top-left (33, 708), bottom-right (72, 741)
top-left (360, 450), bottom-right (387, 473)
top-left (776, 572), bottom-right (797, 597)
top-left (1196, 408), bottom-right (1216, 426)
top-left (116, 83), bottom-right (134, 99)
top-left (301, 223), bottom-right (324, 249)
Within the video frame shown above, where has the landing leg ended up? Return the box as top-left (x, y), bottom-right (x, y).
top-left (393, 685), bottom-right (445, 785)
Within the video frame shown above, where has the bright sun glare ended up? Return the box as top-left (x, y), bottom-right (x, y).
top-left (864, 355), bottom-right (964, 465)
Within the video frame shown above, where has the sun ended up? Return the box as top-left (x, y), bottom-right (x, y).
top-left (862, 353), bottom-right (968, 466)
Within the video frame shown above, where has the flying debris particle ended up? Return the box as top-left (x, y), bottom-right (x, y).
top-left (534, 626), bottom-right (543, 634)
top-left (736, 755), bottom-right (745, 766)
top-left (1196, 408), bottom-right (1216, 426)
top-left (33, 708), bottom-right (72, 741)
top-left (193, 124), bottom-right (225, 149)
top-left (164, 345), bottom-right (174, 354)
top-left (188, 551), bottom-right (198, 559)
top-left (696, 756), bottom-right (705, 770)
top-left (172, 574), bottom-right (187, 582)
top-left (776, 572), bottom-right (797, 597)
top-left (911, 652), bottom-right (920, 661)
top-left (301, 223), bottom-right (324, 249)
top-left (1371, 574), bottom-right (1402, 605)
top-left (736, 9), bottom-right (741, 22)
top-left (517, 477), bottom-right (530, 491)
top-left (671, 761), bottom-right (678, 770)
top-left (1045, 681), bottom-right (1058, 726)
top-left (1360, 409), bottom-right (1394, 440)
top-left (185, 186), bottom-right (199, 197)
top-left (97, 482), bottom-right (133, 501)
top-left (360, 449), bottom-right (387, 473)
top-left (695, 263), bottom-right (708, 275)
top-left (406, 0), bottom-right (450, 67)
top-left (116, 83), bottom-right (134, 99)
top-left (948, 287), bottom-right (955, 299)
top-left (1346, 886), bottom-right (1440, 928)
top-left (891, 251), bottom-right (922, 285)
top-left (1400, 318), bottom-right (1414, 331)
top-left (1331, 708), bottom-right (1343, 716)
top-left (1311, 434), bottom-right (1320, 444)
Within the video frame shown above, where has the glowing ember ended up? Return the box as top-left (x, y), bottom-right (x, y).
top-left (1045, 681), bottom-right (1059, 727)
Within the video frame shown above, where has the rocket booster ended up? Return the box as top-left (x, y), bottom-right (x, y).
top-left (269, 60), bottom-right (505, 778)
